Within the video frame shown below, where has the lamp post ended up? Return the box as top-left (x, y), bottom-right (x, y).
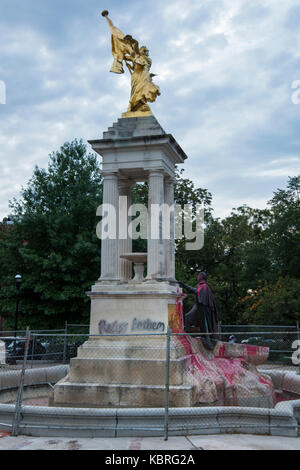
top-left (13, 274), bottom-right (22, 363)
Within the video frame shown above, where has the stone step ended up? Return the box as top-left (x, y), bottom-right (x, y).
top-left (102, 115), bottom-right (166, 140)
top-left (76, 338), bottom-right (187, 361)
top-left (51, 379), bottom-right (196, 408)
top-left (68, 356), bottom-right (188, 386)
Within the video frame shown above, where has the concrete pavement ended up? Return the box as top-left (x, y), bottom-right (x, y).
top-left (0, 434), bottom-right (299, 450)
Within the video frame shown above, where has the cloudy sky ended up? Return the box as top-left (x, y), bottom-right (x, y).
top-left (0, 0), bottom-right (299, 220)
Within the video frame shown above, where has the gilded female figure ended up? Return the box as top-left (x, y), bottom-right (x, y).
top-left (102, 11), bottom-right (160, 115)
top-left (124, 46), bottom-right (160, 113)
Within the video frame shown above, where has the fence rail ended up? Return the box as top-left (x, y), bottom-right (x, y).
top-left (0, 326), bottom-right (299, 438)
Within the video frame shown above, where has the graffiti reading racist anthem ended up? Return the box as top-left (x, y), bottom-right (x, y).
top-left (98, 320), bottom-right (128, 334)
top-left (131, 318), bottom-right (165, 332)
top-left (98, 318), bottom-right (165, 334)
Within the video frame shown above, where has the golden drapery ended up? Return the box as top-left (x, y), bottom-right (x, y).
top-left (102, 11), bottom-right (161, 114)
top-left (104, 14), bottom-right (138, 74)
top-left (128, 53), bottom-right (161, 113)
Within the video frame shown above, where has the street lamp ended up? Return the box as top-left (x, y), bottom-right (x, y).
top-left (13, 274), bottom-right (22, 363)
top-left (14, 273), bottom-right (22, 332)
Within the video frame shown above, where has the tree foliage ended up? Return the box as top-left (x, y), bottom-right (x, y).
top-left (0, 140), bottom-right (102, 329)
top-left (175, 176), bottom-right (300, 325)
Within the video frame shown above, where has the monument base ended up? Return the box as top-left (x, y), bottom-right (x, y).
top-left (50, 280), bottom-right (190, 408)
top-left (50, 334), bottom-right (198, 408)
top-left (50, 347), bottom-right (196, 408)
top-left (50, 330), bottom-right (276, 409)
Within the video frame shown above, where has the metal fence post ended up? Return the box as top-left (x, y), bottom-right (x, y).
top-left (164, 327), bottom-right (171, 441)
top-left (12, 327), bottom-right (31, 436)
top-left (63, 321), bottom-right (68, 363)
top-left (297, 322), bottom-right (300, 375)
top-left (30, 334), bottom-right (35, 369)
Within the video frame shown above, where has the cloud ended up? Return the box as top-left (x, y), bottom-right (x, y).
top-left (0, 0), bottom-right (299, 221)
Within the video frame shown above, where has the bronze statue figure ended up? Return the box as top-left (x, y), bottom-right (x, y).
top-left (179, 273), bottom-right (220, 350)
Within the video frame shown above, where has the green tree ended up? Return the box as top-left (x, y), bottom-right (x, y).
top-left (236, 176), bottom-right (300, 325)
top-left (238, 277), bottom-right (300, 325)
top-left (0, 140), bottom-right (102, 329)
top-left (175, 203), bottom-right (271, 322)
top-left (267, 176), bottom-right (300, 279)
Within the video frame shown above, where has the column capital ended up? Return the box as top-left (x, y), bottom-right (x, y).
top-left (148, 168), bottom-right (164, 178)
top-left (164, 175), bottom-right (176, 185)
top-left (118, 179), bottom-right (134, 192)
top-left (101, 171), bottom-right (119, 180)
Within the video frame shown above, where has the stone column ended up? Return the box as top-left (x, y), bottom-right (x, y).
top-left (147, 169), bottom-right (165, 280)
top-left (164, 177), bottom-right (176, 281)
top-left (118, 181), bottom-right (132, 281)
top-left (99, 172), bottom-right (120, 281)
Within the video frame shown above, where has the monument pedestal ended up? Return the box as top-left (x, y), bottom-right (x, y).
top-left (50, 280), bottom-right (197, 408)
top-left (89, 280), bottom-right (178, 336)
top-left (50, 342), bottom-right (196, 408)
top-left (50, 327), bottom-right (275, 409)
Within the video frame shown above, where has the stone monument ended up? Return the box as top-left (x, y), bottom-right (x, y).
top-left (51, 12), bottom-right (193, 407)
top-left (50, 12), bottom-right (276, 409)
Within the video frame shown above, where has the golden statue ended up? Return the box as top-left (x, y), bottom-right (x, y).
top-left (102, 10), bottom-right (161, 117)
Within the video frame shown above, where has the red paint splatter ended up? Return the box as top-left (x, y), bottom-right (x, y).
top-left (128, 438), bottom-right (142, 450)
top-left (176, 334), bottom-right (277, 407)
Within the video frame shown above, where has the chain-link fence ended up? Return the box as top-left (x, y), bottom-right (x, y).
top-left (219, 326), bottom-right (299, 368)
top-left (0, 323), bottom-right (89, 369)
top-left (0, 327), bottom-right (299, 438)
